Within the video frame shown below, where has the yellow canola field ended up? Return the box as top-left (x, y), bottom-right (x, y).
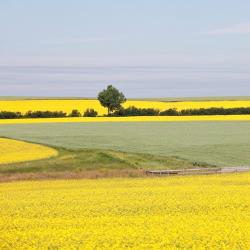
top-left (0, 138), bottom-right (57, 164)
top-left (1, 115), bottom-right (250, 124)
top-left (0, 174), bottom-right (249, 249)
top-left (1, 99), bottom-right (250, 115)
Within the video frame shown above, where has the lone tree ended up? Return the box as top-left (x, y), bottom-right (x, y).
top-left (98, 85), bottom-right (126, 115)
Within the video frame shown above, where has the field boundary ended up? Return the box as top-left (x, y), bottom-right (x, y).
top-left (1, 115), bottom-right (250, 124)
top-left (146, 167), bottom-right (250, 176)
top-left (0, 169), bottom-right (146, 183)
top-left (1, 167), bottom-right (250, 183)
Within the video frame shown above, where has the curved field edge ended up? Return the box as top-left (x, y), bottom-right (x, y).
top-left (0, 138), bottom-right (58, 165)
top-left (2, 115), bottom-right (250, 124)
top-left (0, 146), bottom-right (211, 182)
top-left (1, 121), bottom-right (250, 167)
top-left (0, 173), bottom-right (249, 249)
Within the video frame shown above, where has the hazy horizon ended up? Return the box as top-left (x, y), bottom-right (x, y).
top-left (1, 1), bottom-right (250, 97)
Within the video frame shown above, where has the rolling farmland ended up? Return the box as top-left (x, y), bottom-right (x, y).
top-left (2, 1), bottom-right (250, 249)
top-left (1, 98), bottom-right (250, 249)
top-left (1, 121), bottom-right (250, 167)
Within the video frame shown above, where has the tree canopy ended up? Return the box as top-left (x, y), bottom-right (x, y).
top-left (98, 85), bottom-right (126, 114)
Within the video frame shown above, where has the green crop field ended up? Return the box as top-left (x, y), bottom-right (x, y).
top-left (1, 121), bottom-right (250, 167)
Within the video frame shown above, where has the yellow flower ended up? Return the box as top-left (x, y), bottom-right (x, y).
top-left (0, 138), bottom-right (57, 164)
top-left (1, 99), bottom-right (250, 115)
top-left (0, 174), bottom-right (249, 249)
top-left (1, 99), bottom-right (250, 124)
top-left (1, 115), bottom-right (250, 124)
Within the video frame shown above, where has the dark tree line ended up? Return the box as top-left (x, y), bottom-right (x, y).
top-left (160, 107), bottom-right (250, 116)
top-left (2, 86), bottom-right (250, 119)
top-left (2, 107), bottom-right (250, 119)
top-left (0, 109), bottom-right (98, 119)
top-left (109, 106), bottom-right (250, 117)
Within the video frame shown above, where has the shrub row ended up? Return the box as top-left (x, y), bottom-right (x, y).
top-left (1, 107), bottom-right (250, 119)
top-left (160, 107), bottom-right (250, 116)
top-left (111, 106), bottom-right (160, 116)
top-left (111, 106), bottom-right (250, 117)
top-left (0, 109), bottom-right (98, 119)
top-left (0, 111), bottom-right (22, 119)
top-left (25, 111), bottom-right (67, 118)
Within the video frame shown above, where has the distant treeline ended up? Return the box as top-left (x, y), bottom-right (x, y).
top-left (0, 109), bottom-right (98, 119)
top-left (1, 107), bottom-right (250, 119)
top-left (111, 106), bottom-right (159, 116)
top-left (160, 107), bottom-right (250, 116)
top-left (110, 106), bottom-right (250, 117)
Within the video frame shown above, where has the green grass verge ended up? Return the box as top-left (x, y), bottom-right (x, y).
top-left (0, 147), bottom-right (203, 174)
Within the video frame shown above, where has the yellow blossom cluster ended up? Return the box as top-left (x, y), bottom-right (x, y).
top-left (0, 173), bottom-right (249, 249)
top-left (0, 138), bottom-right (58, 164)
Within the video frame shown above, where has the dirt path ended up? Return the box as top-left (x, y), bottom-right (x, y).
top-left (146, 167), bottom-right (250, 176)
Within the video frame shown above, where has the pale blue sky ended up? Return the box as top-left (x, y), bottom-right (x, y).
top-left (0, 0), bottom-right (250, 97)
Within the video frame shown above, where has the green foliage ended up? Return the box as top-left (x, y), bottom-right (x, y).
top-left (69, 109), bottom-right (81, 117)
top-left (178, 107), bottom-right (250, 116)
top-left (0, 110), bottom-right (68, 119)
top-left (112, 106), bottom-right (159, 116)
top-left (110, 106), bottom-right (250, 117)
top-left (24, 111), bottom-right (67, 118)
top-left (0, 111), bottom-right (22, 119)
top-left (83, 109), bottom-right (98, 117)
top-left (160, 107), bottom-right (250, 116)
top-left (2, 107), bottom-right (250, 119)
top-left (98, 85), bottom-right (126, 114)
top-left (159, 108), bottom-right (179, 116)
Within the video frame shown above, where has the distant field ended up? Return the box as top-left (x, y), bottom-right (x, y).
top-left (0, 115), bottom-right (250, 125)
top-left (1, 96), bottom-right (250, 101)
top-left (1, 173), bottom-right (249, 249)
top-left (1, 121), bottom-right (250, 167)
top-left (1, 99), bottom-right (250, 116)
top-left (145, 96), bottom-right (250, 102)
top-left (1, 115), bottom-right (250, 124)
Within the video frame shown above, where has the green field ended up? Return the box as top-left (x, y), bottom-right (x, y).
top-left (1, 121), bottom-right (250, 167)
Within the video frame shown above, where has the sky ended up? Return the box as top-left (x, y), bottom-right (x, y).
top-left (0, 0), bottom-right (250, 98)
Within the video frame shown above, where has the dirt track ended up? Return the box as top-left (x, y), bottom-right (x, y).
top-left (146, 167), bottom-right (250, 176)
top-left (1, 167), bottom-right (250, 183)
